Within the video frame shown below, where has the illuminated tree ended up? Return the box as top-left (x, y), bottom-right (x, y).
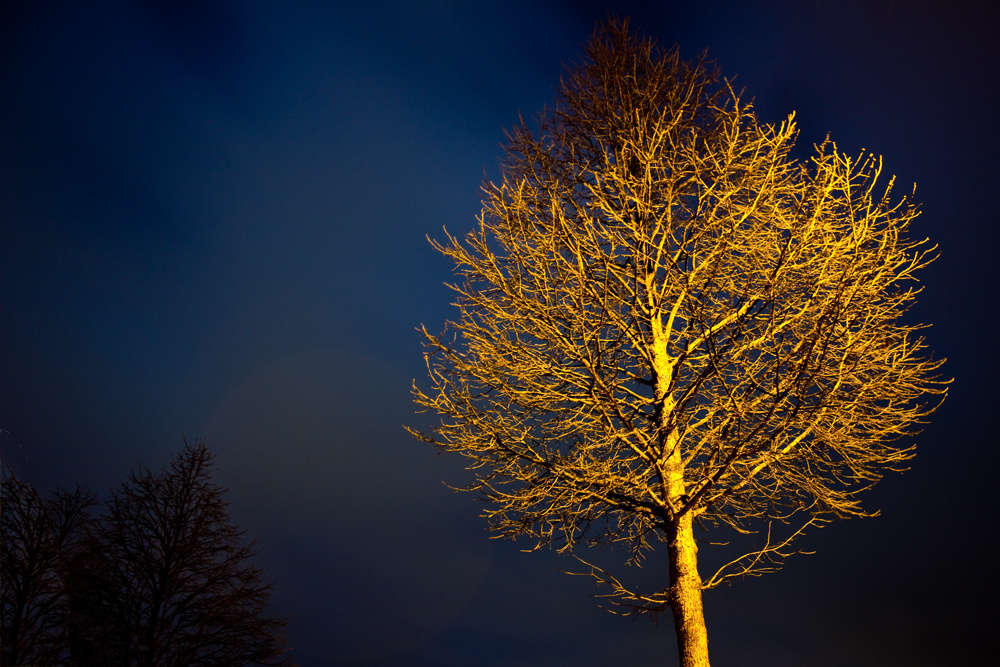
top-left (0, 469), bottom-right (95, 666)
top-left (66, 441), bottom-right (292, 667)
top-left (409, 18), bottom-right (946, 666)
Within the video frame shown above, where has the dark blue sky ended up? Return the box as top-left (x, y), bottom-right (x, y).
top-left (2, 1), bottom-right (997, 665)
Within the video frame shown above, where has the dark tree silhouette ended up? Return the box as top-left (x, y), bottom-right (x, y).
top-left (1, 467), bottom-right (95, 666)
top-left (410, 18), bottom-right (946, 666)
top-left (66, 441), bottom-right (292, 667)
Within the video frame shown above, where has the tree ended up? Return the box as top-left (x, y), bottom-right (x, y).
top-left (1, 468), bottom-right (95, 666)
top-left (409, 18), bottom-right (946, 667)
top-left (66, 441), bottom-right (292, 667)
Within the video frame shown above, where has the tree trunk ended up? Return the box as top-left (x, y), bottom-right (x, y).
top-left (669, 511), bottom-right (710, 667)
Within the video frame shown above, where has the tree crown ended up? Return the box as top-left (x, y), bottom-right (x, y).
top-left (411, 17), bottom-right (946, 610)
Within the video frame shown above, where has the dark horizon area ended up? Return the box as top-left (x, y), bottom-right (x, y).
top-left (2, 2), bottom-right (997, 665)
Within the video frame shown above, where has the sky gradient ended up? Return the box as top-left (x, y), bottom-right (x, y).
top-left (2, 1), bottom-right (997, 665)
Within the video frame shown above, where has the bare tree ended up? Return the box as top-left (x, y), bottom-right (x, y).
top-left (66, 441), bottom-right (292, 667)
top-left (409, 18), bottom-right (947, 667)
top-left (0, 468), bottom-right (95, 666)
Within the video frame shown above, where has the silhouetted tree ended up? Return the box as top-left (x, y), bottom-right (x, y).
top-left (67, 441), bottom-right (292, 667)
top-left (410, 18), bottom-right (947, 666)
top-left (1, 467), bottom-right (95, 666)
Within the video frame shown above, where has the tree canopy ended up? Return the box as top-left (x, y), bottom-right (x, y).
top-left (1, 441), bottom-right (293, 667)
top-left (0, 470), bottom-right (94, 666)
top-left (410, 17), bottom-right (946, 666)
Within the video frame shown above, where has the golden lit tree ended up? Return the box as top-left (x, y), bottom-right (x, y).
top-left (409, 18), bottom-right (946, 667)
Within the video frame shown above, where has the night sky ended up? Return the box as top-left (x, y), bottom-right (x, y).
top-left (2, 2), bottom-right (997, 665)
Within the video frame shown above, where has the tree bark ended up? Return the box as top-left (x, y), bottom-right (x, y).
top-left (669, 511), bottom-right (710, 667)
